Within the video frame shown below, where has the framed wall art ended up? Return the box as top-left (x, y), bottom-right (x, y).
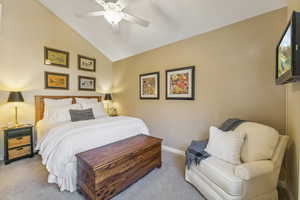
top-left (165, 66), bottom-right (195, 100)
top-left (78, 76), bottom-right (96, 91)
top-left (139, 72), bottom-right (160, 99)
top-left (45, 72), bottom-right (69, 90)
top-left (44, 47), bottom-right (69, 68)
top-left (78, 55), bottom-right (96, 72)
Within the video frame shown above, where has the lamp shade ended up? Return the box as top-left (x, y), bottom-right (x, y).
top-left (104, 93), bottom-right (112, 101)
top-left (7, 92), bottom-right (24, 103)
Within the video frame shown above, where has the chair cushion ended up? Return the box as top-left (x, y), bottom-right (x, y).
top-left (235, 160), bottom-right (274, 180)
top-left (192, 157), bottom-right (243, 196)
top-left (234, 122), bottom-right (279, 162)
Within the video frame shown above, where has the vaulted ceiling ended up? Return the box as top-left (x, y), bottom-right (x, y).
top-left (39, 0), bottom-right (286, 61)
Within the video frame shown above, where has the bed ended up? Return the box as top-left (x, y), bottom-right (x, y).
top-left (35, 96), bottom-right (149, 192)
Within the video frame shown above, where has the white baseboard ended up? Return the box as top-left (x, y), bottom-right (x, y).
top-left (162, 145), bottom-right (185, 156)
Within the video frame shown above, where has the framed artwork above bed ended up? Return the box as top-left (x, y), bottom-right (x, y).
top-left (44, 47), bottom-right (69, 68)
top-left (165, 66), bottom-right (195, 100)
top-left (78, 55), bottom-right (96, 72)
top-left (139, 72), bottom-right (160, 99)
top-left (45, 72), bottom-right (69, 90)
top-left (78, 76), bottom-right (96, 91)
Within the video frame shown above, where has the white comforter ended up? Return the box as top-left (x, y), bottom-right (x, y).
top-left (36, 116), bottom-right (149, 192)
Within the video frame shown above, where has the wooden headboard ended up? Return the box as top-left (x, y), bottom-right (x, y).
top-left (35, 95), bottom-right (102, 123)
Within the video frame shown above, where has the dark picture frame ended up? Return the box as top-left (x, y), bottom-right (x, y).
top-left (44, 47), bottom-right (69, 68)
top-left (45, 71), bottom-right (69, 90)
top-left (165, 66), bottom-right (195, 100)
top-left (78, 55), bottom-right (96, 72)
top-left (78, 76), bottom-right (96, 91)
top-left (139, 72), bottom-right (160, 100)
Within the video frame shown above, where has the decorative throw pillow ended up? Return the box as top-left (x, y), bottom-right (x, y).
top-left (47, 104), bottom-right (81, 122)
top-left (69, 108), bottom-right (95, 122)
top-left (205, 126), bottom-right (245, 165)
top-left (80, 102), bottom-right (107, 118)
top-left (44, 98), bottom-right (72, 119)
top-left (234, 122), bottom-right (279, 162)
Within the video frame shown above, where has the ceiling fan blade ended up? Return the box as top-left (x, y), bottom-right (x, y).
top-left (77, 11), bottom-right (106, 17)
top-left (112, 23), bottom-right (120, 33)
top-left (95, 0), bottom-right (107, 8)
top-left (123, 13), bottom-right (150, 27)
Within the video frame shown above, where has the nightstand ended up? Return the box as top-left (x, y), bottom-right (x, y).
top-left (4, 125), bottom-right (34, 165)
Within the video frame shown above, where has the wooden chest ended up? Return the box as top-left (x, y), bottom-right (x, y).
top-left (76, 134), bottom-right (162, 200)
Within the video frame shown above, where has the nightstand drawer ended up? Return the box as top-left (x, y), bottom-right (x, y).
top-left (6, 128), bottom-right (32, 138)
top-left (8, 136), bottom-right (31, 149)
top-left (8, 146), bottom-right (31, 160)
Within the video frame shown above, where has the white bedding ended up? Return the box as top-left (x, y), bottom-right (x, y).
top-left (36, 116), bottom-right (149, 192)
top-left (36, 120), bottom-right (65, 143)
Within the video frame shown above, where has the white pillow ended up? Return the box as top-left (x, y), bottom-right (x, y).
top-left (44, 98), bottom-right (72, 119)
top-left (47, 104), bottom-right (82, 122)
top-left (234, 122), bottom-right (279, 162)
top-left (75, 98), bottom-right (98, 104)
top-left (81, 102), bottom-right (107, 118)
top-left (205, 126), bottom-right (245, 165)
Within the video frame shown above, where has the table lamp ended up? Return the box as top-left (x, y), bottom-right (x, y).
top-left (7, 92), bottom-right (24, 127)
top-left (104, 93), bottom-right (112, 114)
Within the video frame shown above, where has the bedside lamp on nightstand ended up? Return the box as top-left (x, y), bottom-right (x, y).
top-left (104, 93), bottom-right (118, 116)
top-left (104, 93), bottom-right (112, 114)
top-left (7, 92), bottom-right (24, 127)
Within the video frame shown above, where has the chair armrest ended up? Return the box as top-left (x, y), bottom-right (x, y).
top-left (235, 160), bottom-right (274, 180)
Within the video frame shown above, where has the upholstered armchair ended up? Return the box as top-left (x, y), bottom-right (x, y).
top-left (185, 122), bottom-right (289, 200)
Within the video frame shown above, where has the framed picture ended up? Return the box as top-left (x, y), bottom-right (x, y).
top-left (78, 55), bottom-right (96, 72)
top-left (44, 47), bottom-right (69, 68)
top-left (45, 72), bottom-right (69, 90)
top-left (78, 76), bottom-right (96, 91)
top-left (166, 66), bottom-right (195, 100)
top-left (139, 72), bottom-right (160, 99)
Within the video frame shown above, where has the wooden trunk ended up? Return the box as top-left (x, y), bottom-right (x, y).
top-left (76, 134), bottom-right (163, 200)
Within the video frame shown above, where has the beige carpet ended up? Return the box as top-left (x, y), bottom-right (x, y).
top-left (0, 151), bottom-right (204, 200)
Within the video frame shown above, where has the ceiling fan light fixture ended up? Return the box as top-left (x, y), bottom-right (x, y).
top-left (78, 0), bottom-right (150, 30)
top-left (104, 10), bottom-right (123, 25)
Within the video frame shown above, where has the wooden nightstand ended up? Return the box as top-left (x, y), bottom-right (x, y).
top-left (4, 125), bottom-right (34, 165)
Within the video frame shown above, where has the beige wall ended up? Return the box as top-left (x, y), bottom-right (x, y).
top-left (0, 0), bottom-right (112, 125)
top-left (113, 8), bottom-right (287, 150)
top-left (286, 1), bottom-right (300, 199)
top-left (288, 0), bottom-right (300, 16)
top-left (0, 0), bottom-right (112, 159)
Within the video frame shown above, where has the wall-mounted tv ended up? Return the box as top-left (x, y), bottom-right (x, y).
top-left (276, 11), bottom-right (300, 85)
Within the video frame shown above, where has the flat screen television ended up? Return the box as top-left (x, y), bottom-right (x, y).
top-left (276, 11), bottom-right (300, 85)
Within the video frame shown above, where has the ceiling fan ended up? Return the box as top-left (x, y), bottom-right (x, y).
top-left (77, 0), bottom-right (150, 32)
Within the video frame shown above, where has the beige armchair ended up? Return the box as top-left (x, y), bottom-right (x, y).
top-left (185, 122), bottom-right (289, 200)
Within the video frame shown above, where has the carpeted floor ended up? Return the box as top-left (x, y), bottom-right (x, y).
top-left (0, 151), bottom-right (204, 200)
